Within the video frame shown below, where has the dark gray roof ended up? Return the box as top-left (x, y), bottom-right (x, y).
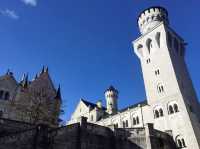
top-left (105, 85), bottom-right (118, 93)
top-left (119, 100), bottom-right (147, 113)
top-left (81, 99), bottom-right (106, 110)
top-left (99, 100), bottom-right (148, 120)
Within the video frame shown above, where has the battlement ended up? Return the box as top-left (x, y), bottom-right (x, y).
top-left (138, 6), bottom-right (169, 34)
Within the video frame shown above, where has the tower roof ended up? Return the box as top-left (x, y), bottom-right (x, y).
top-left (105, 85), bottom-right (118, 93)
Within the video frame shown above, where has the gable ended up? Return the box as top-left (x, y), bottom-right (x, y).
top-left (71, 100), bottom-right (90, 120)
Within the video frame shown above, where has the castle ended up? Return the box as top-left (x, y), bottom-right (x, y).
top-left (0, 67), bottom-right (61, 126)
top-left (68, 6), bottom-right (200, 149)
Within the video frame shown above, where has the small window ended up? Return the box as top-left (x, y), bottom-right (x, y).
top-left (146, 39), bottom-right (152, 54)
top-left (176, 135), bottom-right (186, 148)
top-left (155, 69), bottom-right (160, 75)
top-left (168, 105), bottom-right (174, 114)
top-left (159, 109), bottom-right (164, 117)
top-left (125, 120), bottom-right (128, 127)
top-left (123, 121), bottom-right (126, 128)
top-left (157, 84), bottom-right (164, 93)
top-left (136, 117), bottom-right (139, 124)
top-left (174, 104), bottom-right (179, 113)
top-left (133, 118), bottom-right (136, 125)
top-left (154, 110), bottom-right (159, 118)
top-left (182, 139), bottom-right (186, 147)
top-left (156, 32), bottom-right (161, 48)
top-left (146, 58), bottom-right (151, 64)
top-left (0, 91), bottom-right (3, 99)
top-left (4, 92), bottom-right (9, 100)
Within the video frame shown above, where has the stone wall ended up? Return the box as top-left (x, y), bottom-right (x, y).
top-left (0, 117), bottom-right (177, 149)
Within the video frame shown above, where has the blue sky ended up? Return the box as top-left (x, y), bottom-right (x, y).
top-left (0, 0), bottom-right (200, 121)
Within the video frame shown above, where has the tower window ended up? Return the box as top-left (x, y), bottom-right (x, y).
top-left (155, 69), bottom-right (160, 75)
top-left (146, 58), bottom-right (151, 64)
top-left (154, 110), bottom-right (159, 118)
top-left (154, 107), bottom-right (164, 119)
top-left (168, 103), bottom-right (179, 115)
top-left (156, 32), bottom-right (161, 48)
top-left (176, 135), bottom-right (186, 148)
top-left (146, 38), bottom-right (152, 54)
top-left (157, 84), bottom-right (164, 93)
top-left (168, 105), bottom-right (174, 114)
top-left (159, 109), bottom-right (164, 117)
top-left (136, 116), bottom-right (139, 124)
top-left (174, 104), bottom-right (179, 112)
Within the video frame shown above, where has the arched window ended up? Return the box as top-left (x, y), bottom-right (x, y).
top-left (176, 135), bottom-right (186, 148)
top-left (182, 139), bottom-right (186, 147)
top-left (4, 92), bottom-right (9, 100)
top-left (137, 44), bottom-right (143, 57)
top-left (155, 32), bottom-right (161, 48)
top-left (174, 104), bottom-right (179, 113)
top-left (168, 105), bottom-right (174, 114)
top-left (0, 90), bottom-right (3, 99)
top-left (114, 123), bottom-right (118, 128)
top-left (155, 110), bottom-right (159, 118)
top-left (157, 83), bottom-right (164, 93)
top-left (177, 139), bottom-right (182, 148)
top-left (123, 121), bottom-right (126, 128)
top-left (159, 109), bottom-right (164, 117)
top-left (146, 38), bottom-right (152, 54)
top-left (125, 120), bottom-right (128, 127)
top-left (133, 118), bottom-right (136, 125)
top-left (136, 116), bottom-right (139, 124)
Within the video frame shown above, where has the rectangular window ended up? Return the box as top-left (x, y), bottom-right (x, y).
top-left (123, 121), bottom-right (126, 128)
top-left (125, 120), bottom-right (128, 127)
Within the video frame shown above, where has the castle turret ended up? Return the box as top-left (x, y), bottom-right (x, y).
top-left (105, 86), bottom-right (118, 114)
top-left (138, 6), bottom-right (168, 34)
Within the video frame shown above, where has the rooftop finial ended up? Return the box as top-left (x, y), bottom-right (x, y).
top-left (21, 73), bottom-right (26, 82)
top-left (44, 66), bottom-right (48, 73)
top-left (21, 73), bottom-right (29, 88)
top-left (6, 69), bottom-right (13, 76)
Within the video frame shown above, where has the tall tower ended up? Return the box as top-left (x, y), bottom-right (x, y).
top-left (105, 86), bottom-right (118, 114)
top-left (133, 6), bottom-right (200, 149)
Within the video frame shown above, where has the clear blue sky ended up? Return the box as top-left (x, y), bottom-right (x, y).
top-left (0, 0), bottom-right (200, 121)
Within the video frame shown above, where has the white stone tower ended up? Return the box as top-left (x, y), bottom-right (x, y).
top-left (133, 6), bottom-right (200, 149)
top-left (105, 86), bottom-right (118, 114)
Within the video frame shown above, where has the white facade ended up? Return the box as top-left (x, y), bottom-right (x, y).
top-left (68, 6), bottom-right (200, 149)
